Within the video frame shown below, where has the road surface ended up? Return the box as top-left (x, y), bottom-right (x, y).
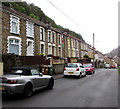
top-left (2, 68), bottom-right (118, 108)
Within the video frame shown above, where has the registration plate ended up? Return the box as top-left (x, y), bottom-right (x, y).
top-left (68, 72), bottom-right (73, 74)
top-left (0, 86), bottom-right (5, 91)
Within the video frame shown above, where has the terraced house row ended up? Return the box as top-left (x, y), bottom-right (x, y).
top-left (2, 5), bottom-right (116, 69)
top-left (1, 4), bottom-right (118, 75)
top-left (2, 5), bottom-right (89, 59)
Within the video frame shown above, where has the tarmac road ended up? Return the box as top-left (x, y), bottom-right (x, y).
top-left (2, 68), bottom-right (118, 108)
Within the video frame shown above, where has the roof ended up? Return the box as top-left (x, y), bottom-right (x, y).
top-left (2, 5), bottom-right (62, 34)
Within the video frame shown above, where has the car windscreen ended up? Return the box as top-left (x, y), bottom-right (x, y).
top-left (8, 69), bottom-right (31, 75)
top-left (66, 64), bottom-right (78, 68)
top-left (83, 64), bottom-right (92, 68)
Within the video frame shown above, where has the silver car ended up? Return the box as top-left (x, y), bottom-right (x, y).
top-left (0, 67), bottom-right (54, 97)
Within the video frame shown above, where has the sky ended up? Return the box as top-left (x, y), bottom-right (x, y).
top-left (24, 0), bottom-right (118, 54)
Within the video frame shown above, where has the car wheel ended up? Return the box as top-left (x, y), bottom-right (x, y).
top-left (64, 75), bottom-right (67, 78)
top-left (47, 78), bottom-right (54, 89)
top-left (84, 72), bottom-right (86, 77)
top-left (77, 72), bottom-right (81, 78)
top-left (23, 82), bottom-right (33, 97)
top-left (92, 70), bottom-right (95, 74)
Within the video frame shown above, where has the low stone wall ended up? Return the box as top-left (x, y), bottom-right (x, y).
top-left (52, 64), bottom-right (64, 75)
top-left (2, 53), bottom-right (21, 72)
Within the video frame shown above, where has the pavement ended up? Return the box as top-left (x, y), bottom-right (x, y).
top-left (52, 73), bottom-right (64, 80)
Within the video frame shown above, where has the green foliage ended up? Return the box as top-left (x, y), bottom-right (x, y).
top-left (2, 2), bottom-right (11, 7)
top-left (29, 14), bottom-right (39, 20)
top-left (2, 2), bottom-right (84, 40)
top-left (83, 54), bottom-right (90, 59)
top-left (57, 25), bottom-right (64, 31)
top-left (36, 53), bottom-right (44, 56)
top-left (12, 3), bottom-right (26, 13)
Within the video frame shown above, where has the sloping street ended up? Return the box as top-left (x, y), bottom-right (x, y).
top-left (2, 69), bottom-right (118, 108)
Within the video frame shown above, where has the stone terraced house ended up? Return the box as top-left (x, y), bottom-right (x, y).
top-left (2, 5), bottom-right (88, 60)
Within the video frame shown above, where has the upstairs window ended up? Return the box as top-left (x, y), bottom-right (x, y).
top-left (58, 34), bottom-right (61, 45)
top-left (40, 27), bottom-right (45, 41)
top-left (10, 15), bottom-right (20, 34)
top-left (52, 32), bottom-right (56, 43)
top-left (26, 21), bottom-right (34, 38)
top-left (48, 30), bottom-right (51, 42)
top-left (67, 37), bottom-right (70, 48)
top-left (71, 39), bottom-right (74, 48)
top-left (75, 40), bottom-right (78, 49)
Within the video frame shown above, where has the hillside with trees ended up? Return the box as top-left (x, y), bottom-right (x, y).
top-left (2, 1), bottom-right (83, 40)
top-left (105, 46), bottom-right (120, 58)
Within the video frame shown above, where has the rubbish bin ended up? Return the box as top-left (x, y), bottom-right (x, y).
top-left (48, 67), bottom-right (53, 76)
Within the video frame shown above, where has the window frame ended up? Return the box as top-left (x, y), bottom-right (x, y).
top-left (58, 46), bottom-right (62, 57)
top-left (52, 31), bottom-right (56, 43)
top-left (10, 15), bottom-right (20, 34)
top-left (40, 27), bottom-right (45, 41)
top-left (26, 38), bottom-right (34, 56)
top-left (40, 44), bottom-right (44, 54)
top-left (26, 21), bottom-right (34, 38)
top-left (48, 44), bottom-right (52, 54)
top-left (31, 69), bottom-right (39, 75)
top-left (48, 30), bottom-right (52, 43)
top-left (58, 34), bottom-right (61, 45)
top-left (7, 36), bottom-right (22, 55)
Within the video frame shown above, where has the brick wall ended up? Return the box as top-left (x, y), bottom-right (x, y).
top-left (20, 17), bottom-right (27, 55)
top-left (2, 9), bottom-right (27, 55)
top-left (2, 11), bottom-right (10, 54)
top-left (34, 24), bottom-right (40, 55)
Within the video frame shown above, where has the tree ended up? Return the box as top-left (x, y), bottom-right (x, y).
top-left (83, 54), bottom-right (90, 59)
top-left (29, 14), bottom-right (39, 20)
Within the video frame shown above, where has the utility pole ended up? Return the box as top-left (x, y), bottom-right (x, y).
top-left (93, 33), bottom-right (95, 68)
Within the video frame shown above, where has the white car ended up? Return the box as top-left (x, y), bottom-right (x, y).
top-left (64, 63), bottom-right (86, 78)
top-left (105, 63), bottom-right (110, 68)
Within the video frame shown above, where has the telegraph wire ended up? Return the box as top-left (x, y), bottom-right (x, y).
top-left (46, 0), bottom-right (93, 35)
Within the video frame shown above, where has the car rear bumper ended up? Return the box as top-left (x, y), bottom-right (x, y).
top-left (64, 71), bottom-right (80, 76)
top-left (0, 83), bottom-right (25, 94)
top-left (85, 71), bottom-right (93, 74)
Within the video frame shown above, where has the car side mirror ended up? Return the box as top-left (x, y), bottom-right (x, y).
top-left (39, 73), bottom-right (43, 76)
